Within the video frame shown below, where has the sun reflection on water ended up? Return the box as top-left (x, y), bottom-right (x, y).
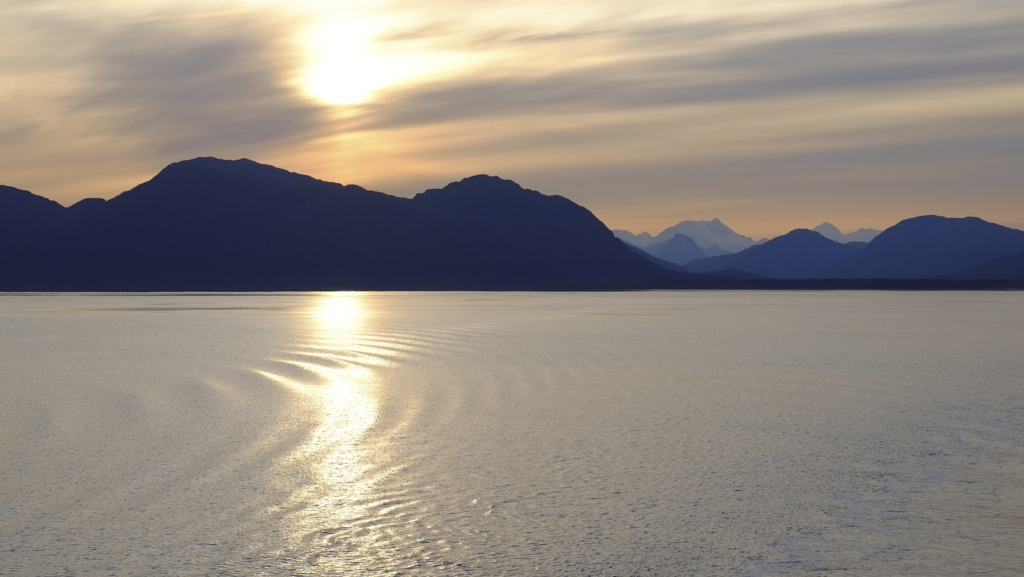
top-left (256, 292), bottom-right (402, 569)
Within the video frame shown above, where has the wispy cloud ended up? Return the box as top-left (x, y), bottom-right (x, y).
top-left (76, 15), bottom-right (333, 158)
top-left (354, 1), bottom-right (1024, 126)
top-left (0, 1), bottom-right (336, 196)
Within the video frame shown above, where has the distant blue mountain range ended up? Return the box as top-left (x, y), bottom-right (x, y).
top-left (678, 216), bottom-right (1024, 280)
top-left (2, 158), bottom-right (1022, 290)
top-left (614, 220), bottom-right (880, 267)
top-left (614, 218), bottom-right (759, 257)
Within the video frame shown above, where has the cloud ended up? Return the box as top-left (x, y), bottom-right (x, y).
top-left (336, 0), bottom-right (1024, 194)
top-left (2, 0), bottom-right (1023, 234)
top-left (73, 10), bottom-right (335, 158)
top-left (313, 0), bottom-right (1024, 236)
top-left (351, 1), bottom-right (1024, 131)
top-left (0, 1), bottom-right (338, 195)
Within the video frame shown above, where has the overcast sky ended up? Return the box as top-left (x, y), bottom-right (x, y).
top-left (2, 0), bottom-right (1023, 239)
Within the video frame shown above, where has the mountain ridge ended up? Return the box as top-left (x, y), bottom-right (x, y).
top-left (838, 215), bottom-right (1024, 278)
top-left (813, 222), bottom-right (881, 244)
top-left (2, 158), bottom-right (1023, 290)
top-left (685, 229), bottom-right (862, 279)
top-left (0, 157), bottom-right (686, 291)
top-left (679, 216), bottom-right (1024, 280)
top-left (640, 234), bottom-right (706, 266)
top-left (615, 218), bottom-right (757, 255)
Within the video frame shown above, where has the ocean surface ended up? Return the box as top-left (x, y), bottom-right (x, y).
top-left (1, 291), bottom-right (1022, 576)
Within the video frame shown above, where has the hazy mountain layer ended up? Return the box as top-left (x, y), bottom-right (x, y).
top-left (813, 222), bottom-right (881, 244)
top-left (615, 218), bottom-right (756, 255)
top-left (642, 234), bottom-right (707, 266)
top-left (682, 216), bottom-right (1024, 280)
top-left (611, 229), bottom-right (655, 247)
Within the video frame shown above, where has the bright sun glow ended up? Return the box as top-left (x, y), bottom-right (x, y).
top-left (315, 291), bottom-right (365, 331)
top-left (299, 17), bottom-right (455, 106)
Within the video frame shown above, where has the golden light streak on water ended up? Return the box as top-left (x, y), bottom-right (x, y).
top-left (253, 292), bottom-right (409, 569)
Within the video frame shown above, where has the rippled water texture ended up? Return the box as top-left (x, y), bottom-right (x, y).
top-left (1, 291), bottom-right (1022, 576)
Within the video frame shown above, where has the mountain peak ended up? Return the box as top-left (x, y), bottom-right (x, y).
top-left (639, 233), bottom-right (706, 267)
top-left (841, 215), bottom-right (1024, 278)
top-left (685, 227), bottom-right (860, 278)
top-left (897, 214), bottom-right (983, 227)
top-left (814, 221), bottom-right (880, 243)
top-left (0, 160), bottom-right (679, 290)
top-left (813, 222), bottom-right (843, 241)
top-left (414, 174), bottom-right (549, 212)
top-left (158, 156), bottom-right (257, 174)
top-left (0, 184), bottom-right (65, 212)
top-left (654, 219), bottom-right (756, 255)
top-left (0, 184), bottom-right (34, 195)
top-left (428, 174), bottom-right (532, 198)
top-left (767, 228), bottom-right (841, 247)
top-left (0, 184), bottom-right (68, 256)
top-left (413, 175), bottom-right (594, 232)
top-left (111, 157), bottom-right (344, 209)
top-left (455, 174), bottom-right (521, 187)
top-left (153, 157), bottom-right (311, 185)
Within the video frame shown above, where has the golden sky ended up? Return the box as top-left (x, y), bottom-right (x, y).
top-left (2, 0), bottom-right (1023, 239)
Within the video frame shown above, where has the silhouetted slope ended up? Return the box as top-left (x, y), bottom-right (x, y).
top-left (949, 250), bottom-right (1024, 279)
top-left (0, 185), bottom-right (66, 259)
top-left (839, 216), bottom-right (1024, 278)
top-left (642, 234), bottom-right (706, 266)
top-left (2, 158), bottom-right (684, 290)
top-left (34, 158), bottom-right (424, 289)
top-left (409, 175), bottom-right (679, 286)
top-left (685, 229), bottom-right (861, 278)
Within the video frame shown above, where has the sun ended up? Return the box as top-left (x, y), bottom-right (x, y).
top-left (299, 19), bottom-right (391, 105)
top-left (299, 17), bottom-right (435, 106)
top-left (297, 14), bottom-right (472, 107)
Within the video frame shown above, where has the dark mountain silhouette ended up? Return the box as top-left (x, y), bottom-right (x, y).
top-left (948, 250), bottom-right (1024, 279)
top-left (407, 174), bottom-right (685, 287)
top-left (3, 160), bottom-right (1023, 290)
top-left (0, 157), bottom-right (688, 291)
top-left (684, 229), bottom-right (862, 278)
top-left (0, 185), bottom-right (66, 259)
top-left (709, 268), bottom-right (765, 280)
top-left (641, 233), bottom-right (706, 266)
top-left (837, 215), bottom-right (1024, 278)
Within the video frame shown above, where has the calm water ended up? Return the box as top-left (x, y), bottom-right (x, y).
top-left (1, 291), bottom-right (1022, 576)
